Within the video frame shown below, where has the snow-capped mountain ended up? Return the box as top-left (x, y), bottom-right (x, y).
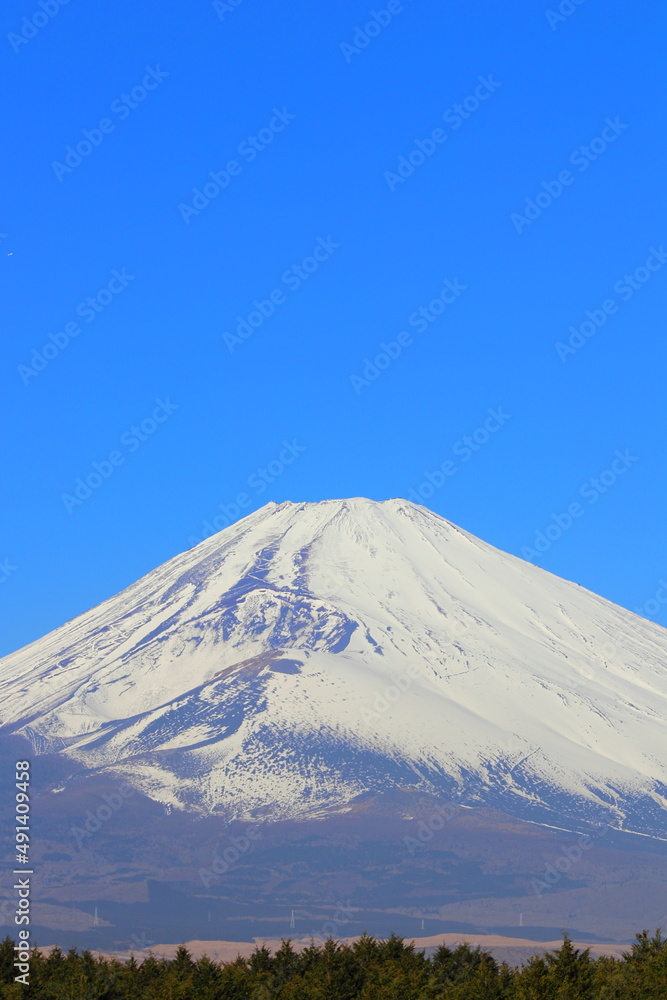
top-left (2, 499), bottom-right (667, 837)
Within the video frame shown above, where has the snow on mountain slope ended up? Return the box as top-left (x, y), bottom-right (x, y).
top-left (1, 498), bottom-right (667, 836)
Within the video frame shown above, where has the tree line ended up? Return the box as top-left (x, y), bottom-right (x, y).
top-left (1, 928), bottom-right (666, 998)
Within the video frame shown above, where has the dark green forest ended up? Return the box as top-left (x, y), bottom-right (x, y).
top-left (1, 930), bottom-right (666, 999)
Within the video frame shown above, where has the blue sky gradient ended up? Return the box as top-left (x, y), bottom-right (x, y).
top-left (2, 0), bottom-right (666, 654)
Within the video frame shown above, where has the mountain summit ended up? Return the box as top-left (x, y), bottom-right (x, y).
top-left (2, 498), bottom-right (666, 837)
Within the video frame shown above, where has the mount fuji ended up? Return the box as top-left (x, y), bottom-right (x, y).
top-left (2, 498), bottom-right (667, 842)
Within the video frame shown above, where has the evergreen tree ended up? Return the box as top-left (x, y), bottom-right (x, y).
top-left (0, 925), bottom-right (664, 999)
top-left (0, 938), bottom-right (14, 986)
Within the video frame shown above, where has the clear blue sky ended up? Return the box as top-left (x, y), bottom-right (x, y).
top-left (2, 0), bottom-right (666, 656)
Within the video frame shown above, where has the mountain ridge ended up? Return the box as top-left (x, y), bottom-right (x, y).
top-left (1, 498), bottom-right (666, 838)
